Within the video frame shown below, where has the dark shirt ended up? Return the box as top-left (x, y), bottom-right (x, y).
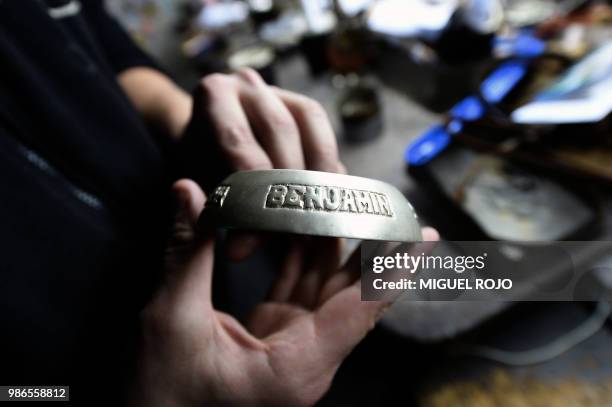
top-left (0, 0), bottom-right (177, 402)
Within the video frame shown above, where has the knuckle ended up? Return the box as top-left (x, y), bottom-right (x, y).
top-left (200, 73), bottom-right (230, 93)
top-left (219, 123), bottom-right (253, 149)
top-left (236, 67), bottom-right (263, 85)
top-left (218, 124), bottom-right (274, 170)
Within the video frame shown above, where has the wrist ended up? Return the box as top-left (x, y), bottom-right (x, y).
top-left (156, 92), bottom-right (192, 140)
top-left (118, 67), bottom-right (192, 140)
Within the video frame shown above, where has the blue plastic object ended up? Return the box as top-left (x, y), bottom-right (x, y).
top-left (405, 125), bottom-right (451, 166)
top-left (451, 96), bottom-right (485, 121)
top-left (405, 42), bottom-right (534, 167)
top-left (493, 32), bottom-right (546, 58)
top-left (480, 60), bottom-right (528, 103)
top-left (447, 119), bottom-right (464, 134)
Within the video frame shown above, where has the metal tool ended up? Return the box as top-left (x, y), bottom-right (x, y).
top-left (202, 169), bottom-right (422, 242)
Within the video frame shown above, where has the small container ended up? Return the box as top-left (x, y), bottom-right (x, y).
top-left (338, 84), bottom-right (383, 142)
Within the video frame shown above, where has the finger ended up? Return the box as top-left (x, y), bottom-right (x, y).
top-left (344, 226), bottom-right (439, 276)
top-left (317, 269), bottom-right (355, 307)
top-left (315, 282), bottom-right (389, 364)
top-left (167, 179), bottom-right (208, 254)
top-left (365, 226), bottom-right (440, 303)
top-left (224, 230), bottom-right (262, 261)
top-left (235, 69), bottom-right (305, 169)
top-left (289, 237), bottom-right (342, 309)
top-left (167, 179), bottom-right (215, 305)
top-left (268, 239), bottom-right (308, 302)
top-left (422, 226), bottom-right (440, 242)
top-left (317, 240), bottom-right (363, 305)
top-left (317, 227), bottom-right (440, 305)
top-left (174, 179), bottom-right (207, 223)
top-left (272, 87), bottom-right (341, 173)
top-left (197, 74), bottom-right (273, 171)
top-left (314, 227), bottom-right (441, 356)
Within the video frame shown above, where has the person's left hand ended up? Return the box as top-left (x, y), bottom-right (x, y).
top-left (130, 180), bottom-right (438, 407)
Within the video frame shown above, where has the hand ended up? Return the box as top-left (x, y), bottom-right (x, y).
top-left (191, 68), bottom-right (344, 173)
top-left (130, 180), bottom-right (438, 407)
top-left (183, 69), bottom-right (345, 260)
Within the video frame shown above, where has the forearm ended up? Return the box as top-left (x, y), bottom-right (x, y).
top-left (118, 67), bottom-right (192, 139)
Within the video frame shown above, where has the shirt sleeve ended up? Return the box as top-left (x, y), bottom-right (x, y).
top-left (80, 0), bottom-right (161, 74)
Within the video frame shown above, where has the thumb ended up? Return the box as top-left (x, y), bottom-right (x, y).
top-left (165, 179), bottom-right (215, 306)
top-left (314, 227), bottom-right (440, 363)
top-left (169, 180), bottom-right (206, 247)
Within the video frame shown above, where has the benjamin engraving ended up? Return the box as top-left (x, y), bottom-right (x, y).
top-left (265, 184), bottom-right (393, 217)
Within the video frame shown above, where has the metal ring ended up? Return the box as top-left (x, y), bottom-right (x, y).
top-left (202, 169), bottom-right (422, 242)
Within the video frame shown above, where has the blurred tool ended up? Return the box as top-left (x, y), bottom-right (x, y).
top-left (405, 57), bottom-right (531, 167)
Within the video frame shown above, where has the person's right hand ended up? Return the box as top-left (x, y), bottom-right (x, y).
top-left (190, 68), bottom-right (344, 173)
top-left (184, 68), bottom-right (345, 260)
top-left (130, 180), bottom-right (438, 407)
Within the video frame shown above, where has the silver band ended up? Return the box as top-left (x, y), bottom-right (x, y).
top-left (202, 169), bottom-right (422, 242)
